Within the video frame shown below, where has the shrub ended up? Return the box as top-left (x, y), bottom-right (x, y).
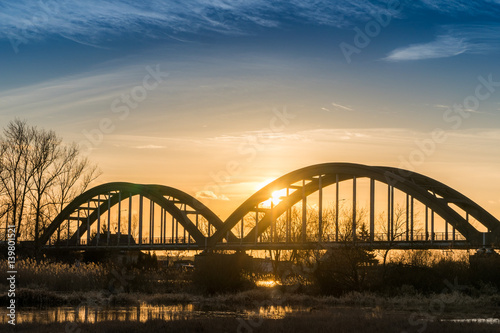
top-left (192, 252), bottom-right (254, 294)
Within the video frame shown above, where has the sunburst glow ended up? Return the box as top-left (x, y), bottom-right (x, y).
top-left (255, 279), bottom-right (280, 288)
top-left (260, 188), bottom-right (288, 207)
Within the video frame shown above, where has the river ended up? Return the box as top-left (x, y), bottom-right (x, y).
top-left (0, 303), bottom-right (308, 325)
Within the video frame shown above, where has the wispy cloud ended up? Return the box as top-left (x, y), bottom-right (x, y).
top-left (384, 24), bottom-right (500, 61)
top-left (432, 103), bottom-right (495, 115)
top-left (195, 190), bottom-right (229, 201)
top-left (432, 104), bottom-right (450, 109)
top-left (331, 102), bottom-right (353, 111)
top-left (416, 0), bottom-right (500, 16)
top-left (2, 0), bottom-right (499, 50)
top-left (134, 145), bottom-right (166, 149)
top-left (0, 0), bottom-right (274, 47)
top-left (0, 0), bottom-right (410, 48)
top-left (0, 64), bottom-right (145, 121)
top-left (385, 35), bottom-right (468, 61)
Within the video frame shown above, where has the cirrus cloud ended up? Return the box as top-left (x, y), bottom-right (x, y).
top-left (195, 190), bottom-right (229, 201)
top-left (384, 24), bottom-right (500, 61)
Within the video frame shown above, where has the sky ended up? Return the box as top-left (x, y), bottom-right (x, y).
top-left (1, 0), bottom-right (499, 219)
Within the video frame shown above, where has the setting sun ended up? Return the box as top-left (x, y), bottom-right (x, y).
top-left (259, 188), bottom-right (288, 207)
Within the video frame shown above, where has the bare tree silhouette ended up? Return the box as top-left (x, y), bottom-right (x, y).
top-left (0, 119), bottom-right (100, 247)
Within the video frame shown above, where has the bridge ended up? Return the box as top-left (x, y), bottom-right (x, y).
top-left (39, 163), bottom-right (500, 252)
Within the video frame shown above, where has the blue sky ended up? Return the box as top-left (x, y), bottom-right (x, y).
top-left (1, 0), bottom-right (500, 217)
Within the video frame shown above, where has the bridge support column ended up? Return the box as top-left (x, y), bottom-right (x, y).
top-left (445, 221), bottom-right (449, 241)
top-left (405, 194), bottom-right (409, 241)
top-left (302, 179), bottom-right (307, 243)
top-left (335, 174), bottom-right (339, 242)
top-left (410, 197), bottom-right (414, 242)
top-left (240, 218), bottom-right (244, 244)
top-left (160, 208), bottom-right (164, 244)
top-left (387, 185), bottom-right (391, 241)
top-left (431, 211), bottom-right (435, 244)
top-left (271, 201), bottom-right (275, 242)
top-left (425, 206), bottom-right (428, 241)
top-left (352, 176), bottom-right (356, 243)
top-left (164, 210), bottom-right (168, 243)
top-left (76, 209), bottom-right (80, 245)
top-left (128, 194), bottom-right (132, 247)
top-left (117, 191), bottom-right (122, 244)
top-left (97, 194), bottom-right (101, 245)
top-left (369, 178), bottom-right (375, 242)
top-left (286, 187), bottom-right (290, 243)
top-left (171, 215), bottom-right (174, 244)
top-left (138, 195), bottom-right (143, 245)
top-left (390, 186), bottom-right (394, 241)
top-left (255, 208), bottom-right (259, 243)
top-left (87, 200), bottom-right (91, 245)
top-left (150, 200), bottom-right (154, 244)
top-left (107, 194), bottom-right (111, 245)
top-left (318, 175), bottom-right (323, 243)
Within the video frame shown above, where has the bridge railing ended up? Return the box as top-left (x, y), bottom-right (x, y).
top-left (48, 236), bottom-right (197, 247)
top-left (319, 232), bottom-right (466, 243)
top-left (47, 232), bottom-right (467, 247)
top-left (252, 232), bottom-right (467, 244)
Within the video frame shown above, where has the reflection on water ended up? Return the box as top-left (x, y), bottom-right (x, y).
top-left (0, 304), bottom-right (303, 325)
top-left (3, 305), bottom-right (499, 326)
top-left (256, 305), bottom-right (295, 319)
top-left (255, 279), bottom-right (280, 288)
top-left (447, 318), bottom-right (500, 325)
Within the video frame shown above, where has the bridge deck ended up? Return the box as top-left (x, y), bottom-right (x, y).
top-left (42, 240), bottom-right (474, 251)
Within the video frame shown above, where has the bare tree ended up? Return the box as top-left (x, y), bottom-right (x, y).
top-left (0, 119), bottom-right (101, 245)
top-left (48, 144), bottom-right (100, 215)
top-left (0, 119), bottom-right (36, 239)
top-left (29, 128), bottom-right (64, 247)
top-left (376, 204), bottom-right (422, 278)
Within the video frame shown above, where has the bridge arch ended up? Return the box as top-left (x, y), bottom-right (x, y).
top-left (208, 163), bottom-right (500, 248)
top-left (39, 182), bottom-right (235, 248)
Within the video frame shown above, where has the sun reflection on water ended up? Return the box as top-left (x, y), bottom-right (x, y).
top-left (255, 279), bottom-right (280, 288)
top-left (0, 304), bottom-right (196, 325)
top-left (0, 303), bottom-right (305, 325)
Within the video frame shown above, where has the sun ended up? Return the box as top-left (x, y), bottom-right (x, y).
top-left (259, 188), bottom-right (287, 207)
top-left (254, 178), bottom-right (288, 207)
top-left (271, 190), bottom-right (283, 205)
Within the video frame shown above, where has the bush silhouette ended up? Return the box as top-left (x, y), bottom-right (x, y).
top-left (193, 252), bottom-right (253, 293)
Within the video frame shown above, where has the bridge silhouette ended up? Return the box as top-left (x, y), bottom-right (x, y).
top-left (40, 163), bottom-right (500, 252)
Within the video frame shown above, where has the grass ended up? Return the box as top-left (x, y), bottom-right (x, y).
top-left (0, 259), bottom-right (107, 292)
top-left (0, 258), bottom-right (193, 294)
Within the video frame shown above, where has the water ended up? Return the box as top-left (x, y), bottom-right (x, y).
top-left (445, 318), bottom-right (500, 325)
top-left (0, 304), bottom-right (305, 325)
top-left (3, 304), bottom-right (499, 326)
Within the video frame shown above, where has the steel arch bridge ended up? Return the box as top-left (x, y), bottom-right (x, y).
top-left (40, 163), bottom-right (500, 252)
